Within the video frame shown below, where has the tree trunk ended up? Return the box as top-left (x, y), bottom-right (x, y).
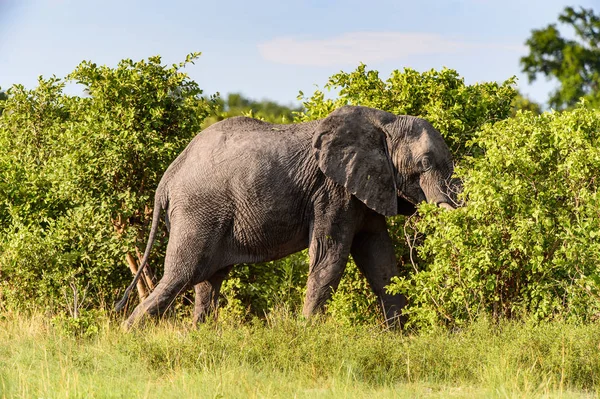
top-left (136, 247), bottom-right (157, 292)
top-left (126, 253), bottom-right (148, 300)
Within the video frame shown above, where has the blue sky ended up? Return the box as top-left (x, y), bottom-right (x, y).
top-left (1, 0), bottom-right (598, 107)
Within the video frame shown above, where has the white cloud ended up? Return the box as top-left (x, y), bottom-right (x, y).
top-left (257, 32), bottom-right (526, 67)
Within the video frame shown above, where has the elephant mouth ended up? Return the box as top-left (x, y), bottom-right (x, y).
top-left (396, 189), bottom-right (422, 206)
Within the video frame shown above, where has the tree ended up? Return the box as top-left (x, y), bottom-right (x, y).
top-left (202, 92), bottom-right (302, 127)
top-left (0, 90), bottom-right (7, 115)
top-left (521, 6), bottom-right (600, 109)
top-left (0, 54), bottom-right (213, 311)
top-left (511, 91), bottom-right (542, 116)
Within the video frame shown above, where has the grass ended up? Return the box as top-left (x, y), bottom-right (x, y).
top-left (0, 309), bottom-right (599, 398)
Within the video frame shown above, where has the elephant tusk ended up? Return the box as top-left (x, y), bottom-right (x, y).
top-left (438, 202), bottom-right (455, 210)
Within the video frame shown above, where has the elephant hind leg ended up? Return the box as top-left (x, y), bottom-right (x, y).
top-left (123, 227), bottom-right (211, 330)
top-left (193, 265), bottom-right (233, 325)
top-left (123, 274), bottom-right (190, 330)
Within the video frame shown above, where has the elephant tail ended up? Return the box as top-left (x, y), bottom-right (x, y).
top-left (115, 183), bottom-right (167, 313)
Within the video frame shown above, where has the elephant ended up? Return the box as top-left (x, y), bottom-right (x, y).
top-left (116, 105), bottom-right (458, 329)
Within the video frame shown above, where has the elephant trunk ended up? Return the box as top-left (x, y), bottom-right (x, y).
top-left (438, 202), bottom-right (455, 210)
top-left (421, 170), bottom-right (461, 210)
top-left (437, 177), bottom-right (463, 210)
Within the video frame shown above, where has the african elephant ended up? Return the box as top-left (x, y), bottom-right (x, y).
top-left (116, 105), bottom-right (458, 328)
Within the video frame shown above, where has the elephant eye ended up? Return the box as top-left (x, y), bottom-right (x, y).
top-left (420, 156), bottom-right (432, 171)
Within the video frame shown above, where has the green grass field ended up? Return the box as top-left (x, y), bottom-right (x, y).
top-left (0, 310), bottom-right (598, 398)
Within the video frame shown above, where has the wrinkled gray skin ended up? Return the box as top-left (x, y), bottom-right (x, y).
top-left (116, 106), bottom-right (458, 329)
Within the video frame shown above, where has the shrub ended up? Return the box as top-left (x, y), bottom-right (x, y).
top-left (220, 252), bottom-right (309, 320)
top-left (295, 65), bottom-right (516, 323)
top-left (296, 64), bottom-right (516, 159)
top-left (1, 60), bottom-right (525, 326)
top-left (0, 54), bottom-right (213, 311)
top-left (388, 105), bottom-right (600, 328)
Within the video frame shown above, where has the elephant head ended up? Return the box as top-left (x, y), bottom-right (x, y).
top-left (312, 106), bottom-right (457, 216)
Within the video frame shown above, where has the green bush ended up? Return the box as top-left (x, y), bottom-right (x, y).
top-left (0, 54), bottom-right (213, 311)
top-left (202, 92), bottom-right (302, 127)
top-left (220, 252), bottom-right (309, 320)
top-left (5, 58), bottom-right (546, 329)
top-left (296, 64), bottom-right (516, 159)
top-left (295, 65), bottom-right (516, 323)
top-left (388, 105), bottom-right (600, 328)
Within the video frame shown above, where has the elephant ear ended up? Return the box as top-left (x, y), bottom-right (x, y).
top-left (312, 106), bottom-right (398, 216)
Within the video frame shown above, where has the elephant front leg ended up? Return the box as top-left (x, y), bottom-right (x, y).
top-left (351, 226), bottom-right (407, 327)
top-left (193, 266), bottom-right (232, 325)
top-left (302, 234), bottom-right (352, 318)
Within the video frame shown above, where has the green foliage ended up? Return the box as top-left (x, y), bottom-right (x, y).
top-left (203, 92), bottom-right (302, 127)
top-left (7, 53), bottom-right (593, 332)
top-left (51, 309), bottom-right (104, 338)
top-left (0, 54), bottom-right (213, 310)
top-left (220, 252), bottom-right (309, 320)
top-left (511, 91), bottom-right (542, 116)
top-left (296, 65), bottom-right (516, 323)
top-left (388, 106), bottom-right (600, 328)
top-left (521, 6), bottom-right (600, 109)
top-left (327, 261), bottom-right (381, 326)
top-left (0, 89), bottom-right (7, 115)
top-left (296, 64), bottom-right (516, 159)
